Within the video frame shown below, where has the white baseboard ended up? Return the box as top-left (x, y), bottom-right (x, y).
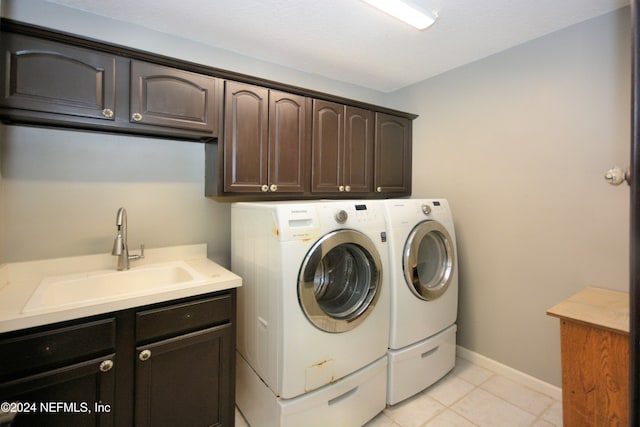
top-left (456, 346), bottom-right (562, 401)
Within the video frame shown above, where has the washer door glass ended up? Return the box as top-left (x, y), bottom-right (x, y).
top-left (298, 229), bottom-right (382, 333)
top-left (403, 220), bottom-right (454, 301)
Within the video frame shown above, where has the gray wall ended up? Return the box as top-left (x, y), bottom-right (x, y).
top-left (0, 0), bottom-right (632, 387)
top-left (0, 0), bottom-right (387, 266)
top-left (388, 8), bottom-right (631, 386)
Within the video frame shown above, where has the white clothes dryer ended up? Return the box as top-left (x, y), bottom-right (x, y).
top-left (384, 199), bottom-right (459, 404)
top-left (232, 200), bottom-right (390, 426)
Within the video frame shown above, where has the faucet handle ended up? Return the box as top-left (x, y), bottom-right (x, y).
top-left (128, 244), bottom-right (145, 261)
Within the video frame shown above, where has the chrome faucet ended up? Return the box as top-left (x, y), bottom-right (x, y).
top-left (112, 207), bottom-right (144, 270)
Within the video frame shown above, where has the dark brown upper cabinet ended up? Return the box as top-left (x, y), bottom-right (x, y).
top-left (1, 20), bottom-right (417, 199)
top-left (0, 33), bottom-right (221, 140)
top-left (129, 60), bottom-right (220, 135)
top-left (374, 113), bottom-right (412, 195)
top-left (0, 32), bottom-right (118, 124)
top-left (312, 100), bottom-right (374, 194)
top-left (223, 81), bottom-right (309, 194)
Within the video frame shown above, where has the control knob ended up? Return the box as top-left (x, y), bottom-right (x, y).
top-left (335, 209), bottom-right (348, 224)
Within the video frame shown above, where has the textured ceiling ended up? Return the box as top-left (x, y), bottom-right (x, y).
top-left (47, 0), bottom-right (630, 92)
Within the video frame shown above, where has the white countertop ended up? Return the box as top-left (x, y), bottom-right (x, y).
top-left (0, 244), bottom-right (241, 333)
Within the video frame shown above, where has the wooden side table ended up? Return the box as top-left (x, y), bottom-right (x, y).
top-left (547, 287), bottom-right (629, 427)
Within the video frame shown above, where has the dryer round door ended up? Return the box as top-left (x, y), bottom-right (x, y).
top-left (298, 229), bottom-right (382, 333)
top-left (403, 220), bottom-right (455, 301)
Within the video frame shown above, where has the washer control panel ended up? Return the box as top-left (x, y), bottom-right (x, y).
top-left (322, 202), bottom-right (385, 227)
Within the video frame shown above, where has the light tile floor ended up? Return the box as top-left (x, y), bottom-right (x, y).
top-left (235, 357), bottom-right (562, 427)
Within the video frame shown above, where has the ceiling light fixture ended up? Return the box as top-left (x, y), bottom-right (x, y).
top-left (361, 0), bottom-right (437, 30)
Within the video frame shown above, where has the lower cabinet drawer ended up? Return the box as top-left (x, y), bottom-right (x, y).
top-left (0, 318), bottom-right (116, 380)
top-left (135, 293), bottom-right (232, 342)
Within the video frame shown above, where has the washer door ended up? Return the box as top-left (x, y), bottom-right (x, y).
top-left (298, 229), bottom-right (382, 333)
top-left (403, 220), bottom-right (455, 301)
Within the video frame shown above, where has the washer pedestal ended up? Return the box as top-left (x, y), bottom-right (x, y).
top-left (237, 353), bottom-right (387, 427)
top-left (387, 324), bottom-right (457, 405)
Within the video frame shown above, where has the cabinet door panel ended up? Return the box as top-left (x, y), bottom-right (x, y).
top-left (374, 113), bottom-right (411, 195)
top-left (344, 106), bottom-right (373, 193)
top-left (130, 61), bottom-right (219, 134)
top-left (135, 325), bottom-right (233, 427)
top-left (269, 91), bottom-right (307, 192)
top-left (312, 100), bottom-right (343, 193)
top-left (0, 33), bottom-right (116, 122)
top-left (0, 355), bottom-right (116, 427)
top-left (224, 82), bottom-right (269, 192)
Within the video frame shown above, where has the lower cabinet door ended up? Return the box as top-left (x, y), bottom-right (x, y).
top-left (0, 355), bottom-right (116, 427)
top-left (134, 324), bottom-right (233, 427)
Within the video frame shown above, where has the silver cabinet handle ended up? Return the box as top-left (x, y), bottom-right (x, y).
top-left (99, 359), bottom-right (114, 372)
top-left (132, 113), bottom-right (143, 122)
top-left (376, 186), bottom-right (382, 192)
top-left (102, 108), bottom-right (114, 119)
top-left (139, 349), bottom-right (151, 361)
top-left (269, 184), bottom-right (278, 192)
top-left (261, 184), bottom-right (269, 192)
top-left (338, 185), bottom-right (345, 192)
top-left (345, 185), bottom-right (351, 192)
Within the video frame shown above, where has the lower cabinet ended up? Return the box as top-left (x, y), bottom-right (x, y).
top-left (0, 355), bottom-right (116, 427)
top-left (135, 325), bottom-right (232, 427)
top-left (547, 287), bottom-right (629, 427)
top-left (0, 289), bottom-right (236, 427)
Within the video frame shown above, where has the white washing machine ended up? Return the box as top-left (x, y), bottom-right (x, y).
top-left (232, 200), bottom-right (390, 427)
top-left (384, 199), bottom-right (459, 405)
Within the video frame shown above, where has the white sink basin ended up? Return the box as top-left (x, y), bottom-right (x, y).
top-left (22, 261), bottom-right (209, 313)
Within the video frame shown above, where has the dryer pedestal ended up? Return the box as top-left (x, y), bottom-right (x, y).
top-left (387, 324), bottom-right (457, 405)
top-left (236, 353), bottom-right (387, 427)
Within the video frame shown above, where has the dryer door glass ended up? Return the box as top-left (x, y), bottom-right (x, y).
top-left (299, 229), bottom-right (382, 333)
top-left (403, 220), bottom-right (455, 301)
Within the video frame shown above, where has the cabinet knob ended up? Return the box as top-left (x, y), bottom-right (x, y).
top-left (345, 185), bottom-right (351, 192)
top-left (376, 187), bottom-right (382, 193)
top-left (261, 185), bottom-right (269, 192)
top-left (132, 113), bottom-right (143, 122)
top-left (102, 108), bottom-right (114, 119)
top-left (338, 185), bottom-right (345, 192)
top-left (269, 184), bottom-right (278, 192)
top-left (99, 359), bottom-right (114, 372)
top-left (139, 349), bottom-right (152, 361)
top-left (604, 166), bottom-right (631, 186)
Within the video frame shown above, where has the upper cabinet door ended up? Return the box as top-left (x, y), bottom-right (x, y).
top-left (130, 60), bottom-right (220, 136)
top-left (224, 81), bottom-right (269, 193)
top-left (312, 101), bottom-right (373, 194)
top-left (374, 113), bottom-right (412, 195)
top-left (312, 100), bottom-right (344, 193)
top-left (0, 33), bottom-right (117, 122)
top-left (344, 106), bottom-right (374, 193)
top-left (268, 90), bottom-right (308, 193)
